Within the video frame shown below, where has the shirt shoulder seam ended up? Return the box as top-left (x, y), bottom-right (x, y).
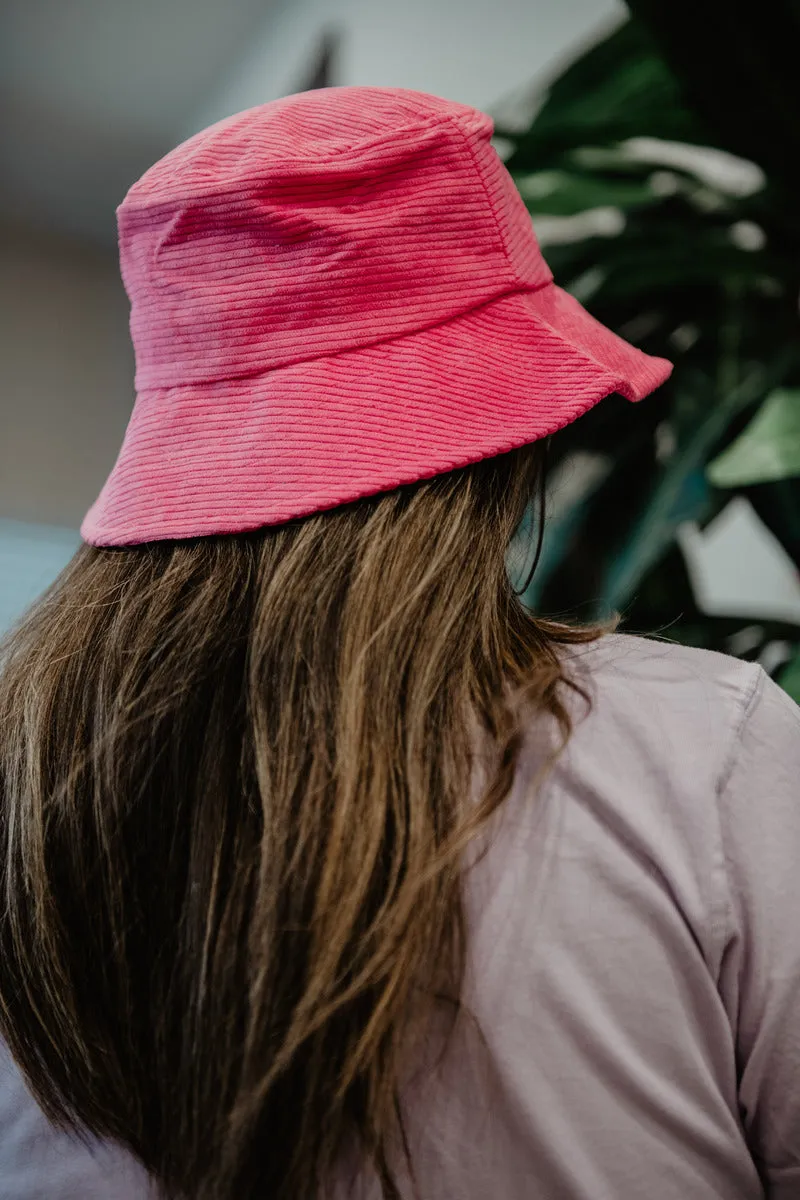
top-left (710, 662), bottom-right (766, 979)
top-left (717, 664), bottom-right (767, 796)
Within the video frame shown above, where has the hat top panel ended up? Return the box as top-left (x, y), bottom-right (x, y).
top-left (123, 87), bottom-right (493, 210)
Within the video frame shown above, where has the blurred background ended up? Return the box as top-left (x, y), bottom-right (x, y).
top-left (2, 0), bottom-right (799, 697)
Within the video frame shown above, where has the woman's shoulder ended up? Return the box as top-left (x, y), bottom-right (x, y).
top-left (568, 630), bottom-right (762, 703)
top-left (561, 632), bottom-right (771, 773)
top-left (565, 631), bottom-right (799, 780)
top-left (544, 632), bottom-right (799, 935)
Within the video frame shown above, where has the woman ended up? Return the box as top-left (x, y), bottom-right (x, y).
top-left (0, 87), bottom-right (798, 1200)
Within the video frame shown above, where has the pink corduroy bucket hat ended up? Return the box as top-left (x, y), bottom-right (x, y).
top-left (81, 86), bottom-right (672, 546)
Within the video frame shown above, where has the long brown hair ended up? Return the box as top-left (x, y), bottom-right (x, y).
top-left (0, 443), bottom-right (601, 1199)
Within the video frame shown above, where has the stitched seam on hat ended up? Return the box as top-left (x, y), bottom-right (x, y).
top-left (441, 113), bottom-right (518, 292)
top-left (120, 115), bottom-right (462, 213)
top-left (521, 307), bottom-right (624, 381)
top-left (136, 282), bottom-right (553, 390)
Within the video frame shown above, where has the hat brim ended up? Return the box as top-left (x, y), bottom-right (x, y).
top-left (81, 285), bottom-right (672, 546)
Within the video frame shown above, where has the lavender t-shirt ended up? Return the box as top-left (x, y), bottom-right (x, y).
top-left (2, 635), bottom-right (799, 1198)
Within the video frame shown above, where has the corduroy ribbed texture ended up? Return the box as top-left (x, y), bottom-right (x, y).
top-left (82, 86), bottom-right (672, 546)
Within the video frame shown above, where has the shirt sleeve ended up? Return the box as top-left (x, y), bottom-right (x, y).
top-left (715, 665), bottom-right (800, 1197)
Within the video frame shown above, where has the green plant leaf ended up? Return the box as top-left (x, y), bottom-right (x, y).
top-left (501, 20), bottom-right (712, 171)
top-left (598, 359), bottom-right (795, 613)
top-left (744, 478), bottom-right (800, 569)
top-left (600, 463), bottom-right (713, 614)
top-left (516, 453), bottom-right (614, 605)
top-left (778, 648), bottom-right (800, 704)
top-left (624, 0), bottom-right (800, 204)
top-left (497, 9), bottom-right (800, 667)
top-left (514, 169), bottom-right (658, 215)
top-left (707, 389), bottom-right (800, 486)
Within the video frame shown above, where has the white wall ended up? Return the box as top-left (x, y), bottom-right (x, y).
top-left (0, 520), bottom-right (80, 633)
top-left (0, 222), bottom-right (133, 633)
top-left (0, 222), bottom-right (133, 528)
top-left (190, 0), bottom-right (624, 133)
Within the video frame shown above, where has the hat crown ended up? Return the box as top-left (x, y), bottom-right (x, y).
top-left (116, 86), bottom-right (550, 391)
top-left (124, 88), bottom-right (492, 206)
